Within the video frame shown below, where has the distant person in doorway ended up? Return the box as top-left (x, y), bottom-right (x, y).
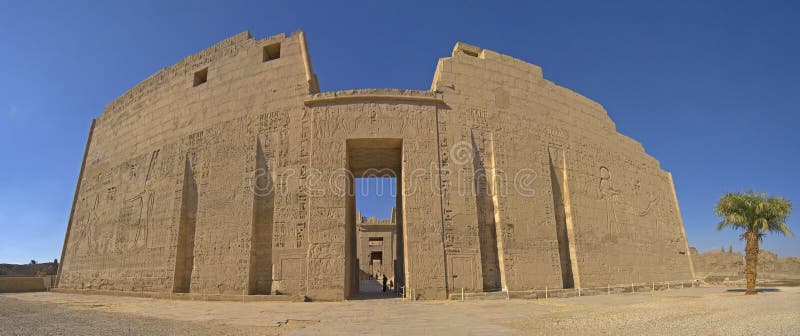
top-left (382, 275), bottom-right (388, 292)
top-left (389, 280), bottom-right (394, 292)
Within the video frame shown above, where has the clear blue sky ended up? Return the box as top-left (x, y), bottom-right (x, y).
top-left (1, 1), bottom-right (798, 264)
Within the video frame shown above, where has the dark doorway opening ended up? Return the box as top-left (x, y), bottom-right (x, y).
top-left (370, 251), bottom-right (383, 278)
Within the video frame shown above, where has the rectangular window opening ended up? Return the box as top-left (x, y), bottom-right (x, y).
top-left (463, 49), bottom-right (479, 57)
top-left (193, 68), bottom-right (208, 87)
top-left (263, 43), bottom-right (281, 62)
top-left (368, 237), bottom-right (384, 247)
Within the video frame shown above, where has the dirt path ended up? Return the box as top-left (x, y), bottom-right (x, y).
top-left (2, 287), bottom-right (798, 335)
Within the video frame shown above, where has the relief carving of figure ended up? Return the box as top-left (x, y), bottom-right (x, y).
top-left (639, 192), bottom-right (658, 217)
top-left (119, 194), bottom-right (146, 250)
top-left (599, 166), bottom-right (621, 236)
top-left (633, 179), bottom-right (658, 217)
top-left (72, 194), bottom-right (100, 256)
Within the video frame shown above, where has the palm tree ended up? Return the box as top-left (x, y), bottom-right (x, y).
top-left (715, 191), bottom-right (793, 295)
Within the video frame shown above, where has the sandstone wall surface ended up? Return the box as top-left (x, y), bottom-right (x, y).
top-left (59, 31), bottom-right (694, 300)
top-left (60, 31), bottom-right (317, 294)
top-left (0, 277), bottom-right (52, 292)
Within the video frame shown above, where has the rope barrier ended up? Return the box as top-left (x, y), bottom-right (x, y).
top-left (454, 280), bottom-right (697, 301)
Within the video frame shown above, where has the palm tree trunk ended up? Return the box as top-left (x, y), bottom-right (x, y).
top-left (744, 230), bottom-right (759, 295)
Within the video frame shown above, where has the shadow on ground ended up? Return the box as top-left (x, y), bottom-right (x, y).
top-left (726, 288), bottom-right (781, 293)
top-left (346, 278), bottom-right (402, 300)
top-left (346, 293), bottom-right (401, 301)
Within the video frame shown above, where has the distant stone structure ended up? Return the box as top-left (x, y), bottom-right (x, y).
top-left (0, 262), bottom-right (58, 277)
top-left (691, 247), bottom-right (800, 280)
top-left (58, 30), bottom-right (694, 300)
top-left (356, 209), bottom-right (399, 286)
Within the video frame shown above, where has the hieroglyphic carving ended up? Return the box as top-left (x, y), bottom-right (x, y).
top-left (295, 223), bottom-right (305, 248)
top-left (258, 109), bottom-right (290, 132)
top-left (502, 223), bottom-right (514, 241)
top-left (106, 187), bottom-right (116, 201)
top-left (61, 33), bottom-right (693, 298)
top-left (127, 161), bottom-right (138, 179)
top-left (145, 150), bottom-right (160, 183)
top-left (127, 194), bottom-right (147, 249)
top-left (188, 130), bottom-right (204, 147)
top-left (145, 192), bottom-right (156, 248)
top-left (274, 222), bottom-right (286, 248)
top-left (542, 126), bottom-right (568, 140)
top-left (438, 108), bottom-right (455, 252)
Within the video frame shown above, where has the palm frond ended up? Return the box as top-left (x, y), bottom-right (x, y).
top-left (715, 191), bottom-right (793, 238)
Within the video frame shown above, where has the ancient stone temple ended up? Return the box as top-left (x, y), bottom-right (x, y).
top-left (58, 30), bottom-right (695, 301)
top-left (356, 209), bottom-right (400, 290)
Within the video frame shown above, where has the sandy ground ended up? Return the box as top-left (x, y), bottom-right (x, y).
top-left (1, 287), bottom-right (798, 335)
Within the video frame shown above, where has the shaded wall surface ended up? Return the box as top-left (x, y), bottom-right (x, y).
top-left (0, 277), bottom-right (54, 293)
top-left (59, 31), bottom-right (694, 300)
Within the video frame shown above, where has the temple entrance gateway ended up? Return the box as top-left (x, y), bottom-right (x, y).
top-left (345, 139), bottom-right (405, 299)
top-left (58, 32), bottom-right (696, 300)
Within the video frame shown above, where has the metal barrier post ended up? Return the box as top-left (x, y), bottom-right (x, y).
top-left (545, 286), bottom-right (548, 299)
top-left (667, 281), bottom-right (670, 290)
top-left (461, 288), bottom-right (464, 301)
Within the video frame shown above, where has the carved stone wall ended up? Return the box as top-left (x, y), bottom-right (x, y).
top-left (58, 31), bottom-right (694, 300)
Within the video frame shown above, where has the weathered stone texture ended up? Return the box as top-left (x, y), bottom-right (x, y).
top-left (691, 247), bottom-right (800, 280)
top-left (58, 31), bottom-right (694, 300)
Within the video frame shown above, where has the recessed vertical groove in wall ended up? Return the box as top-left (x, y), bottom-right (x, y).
top-left (548, 146), bottom-right (580, 289)
top-left (344, 163), bottom-right (356, 298)
top-left (434, 106), bottom-right (449, 296)
top-left (472, 132), bottom-right (502, 291)
top-left (400, 142), bottom-right (412, 295)
top-left (173, 155), bottom-right (198, 293)
top-left (303, 105), bottom-right (315, 298)
top-left (393, 194), bottom-right (405, 290)
top-left (488, 133), bottom-right (508, 291)
top-left (248, 137), bottom-right (274, 294)
top-left (562, 155), bottom-right (581, 289)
